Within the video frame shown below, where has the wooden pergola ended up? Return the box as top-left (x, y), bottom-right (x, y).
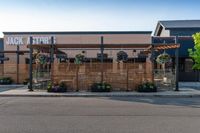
top-left (27, 36), bottom-right (180, 91)
top-left (150, 43), bottom-right (180, 91)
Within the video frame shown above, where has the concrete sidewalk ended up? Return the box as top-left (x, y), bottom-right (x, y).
top-left (0, 87), bottom-right (200, 98)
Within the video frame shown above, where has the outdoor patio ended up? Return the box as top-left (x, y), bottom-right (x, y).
top-left (0, 36), bottom-right (180, 92)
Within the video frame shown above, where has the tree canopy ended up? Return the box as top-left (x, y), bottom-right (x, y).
top-left (188, 32), bottom-right (200, 70)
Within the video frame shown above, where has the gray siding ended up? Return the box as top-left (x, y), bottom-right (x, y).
top-left (0, 39), bottom-right (4, 64)
top-left (170, 28), bottom-right (200, 36)
top-left (160, 28), bottom-right (170, 37)
top-left (0, 38), bottom-right (3, 52)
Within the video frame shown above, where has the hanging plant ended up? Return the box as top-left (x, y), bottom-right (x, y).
top-left (56, 54), bottom-right (68, 60)
top-left (32, 49), bottom-right (40, 62)
top-left (117, 51), bottom-right (128, 62)
top-left (36, 54), bottom-right (48, 65)
top-left (74, 54), bottom-right (85, 64)
top-left (156, 52), bottom-right (171, 64)
top-left (33, 49), bottom-right (39, 57)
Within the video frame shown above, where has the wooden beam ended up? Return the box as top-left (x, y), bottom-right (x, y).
top-left (27, 44), bottom-right (151, 49)
top-left (153, 44), bottom-right (180, 50)
top-left (0, 51), bottom-right (29, 53)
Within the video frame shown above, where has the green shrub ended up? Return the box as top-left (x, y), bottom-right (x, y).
top-left (91, 82), bottom-right (112, 92)
top-left (23, 78), bottom-right (29, 85)
top-left (136, 82), bottom-right (157, 92)
top-left (47, 81), bottom-right (67, 93)
top-left (0, 77), bottom-right (13, 85)
top-left (47, 82), bottom-right (53, 92)
top-left (58, 82), bottom-right (67, 92)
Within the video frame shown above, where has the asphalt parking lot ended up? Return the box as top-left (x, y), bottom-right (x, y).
top-left (0, 97), bottom-right (200, 133)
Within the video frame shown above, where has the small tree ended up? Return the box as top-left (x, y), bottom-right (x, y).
top-left (188, 33), bottom-right (200, 70)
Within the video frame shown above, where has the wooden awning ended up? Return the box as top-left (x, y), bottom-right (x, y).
top-left (150, 43), bottom-right (180, 50)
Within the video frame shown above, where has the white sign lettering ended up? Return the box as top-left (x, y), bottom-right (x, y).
top-left (6, 37), bottom-right (24, 45)
top-left (32, 37), bottom-right (51, 44)
top-left (6, 36), bottom-right (56, 45)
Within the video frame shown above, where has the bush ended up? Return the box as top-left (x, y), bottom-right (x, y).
top-left (23, 78), bottom-right (29, 85)
top-left (91, 82), bottom-right (112, 92)
top-left (0, 77), bottom-right (13, 85)
top-left (47, 82), bottom-right (53, 92)
top-left (47, 81), bottom-right (67, 93)
top-left (136, 82), bottom-right (157, 92)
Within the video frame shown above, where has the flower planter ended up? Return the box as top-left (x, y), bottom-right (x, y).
top-left (136, 82), bottom-right (157, 92)
top-left (47, 82), bottom-right (67, 93)
top-left (91, 83), bottom-right (112, 92)
top-left (0, 77), bottom-right (13, 85)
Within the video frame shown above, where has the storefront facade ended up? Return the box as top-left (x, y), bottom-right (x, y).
top-left (3, 31), bottom-right (152, 63)
top-left (1, 31), bottom-right (156, 91)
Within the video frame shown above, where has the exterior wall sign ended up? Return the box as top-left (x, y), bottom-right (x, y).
top-left (6, 36), bottom-right (56, 45)
top-left (6, 37), bottom-right (24, 45)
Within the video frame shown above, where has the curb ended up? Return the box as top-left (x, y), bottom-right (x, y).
top-left (0, 93), bottom-right (200, 98)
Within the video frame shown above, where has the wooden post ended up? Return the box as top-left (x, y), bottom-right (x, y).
top-left (76, 64), bottom-right (79, 92)
top-left (126, 68), bottom-right (129, 91)
top-left (151, 45), bottom-right (155, 83)
top-left (175, 36), bottom-right (179, 91)
top-left (100, 36), bottom-right (104, 83)
top-left (16, 45), bottom-right (19, 84)
top-left (50, 37), bottom-right (55, 83)
top-left (29, 37), bottom-right (33, 91)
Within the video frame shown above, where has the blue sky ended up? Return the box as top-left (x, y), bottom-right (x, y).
top-left (0, 0), bottom-right (199, 37)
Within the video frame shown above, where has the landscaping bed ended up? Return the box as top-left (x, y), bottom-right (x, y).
top-left (47, 82), bottom-right (68, 93)
top-left (90, 82), bottom-right (112, 92)
top-left (136, 82), bottom-right (157, 92)
top-left (0, 77), bottom-right (13, 85)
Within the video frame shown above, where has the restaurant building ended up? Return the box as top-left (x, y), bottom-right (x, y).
top-left (1, 31), bottom-right (157, 91)
top-left (2, 20), bottom-right (198, 90)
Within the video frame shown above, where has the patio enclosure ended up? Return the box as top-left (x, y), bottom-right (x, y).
top-left (0, 36), bottom-right (180, 91)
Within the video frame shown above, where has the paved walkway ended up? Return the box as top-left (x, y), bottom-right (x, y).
top-left (0, 85), bottom-right (26, 92)
top-left (179, 82), bottom-right (200, 89)
top-left (0, 86), bottom-right (200, 97)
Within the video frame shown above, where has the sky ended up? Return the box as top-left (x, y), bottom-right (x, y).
top-left (0, 0), bottom-right (199, 37)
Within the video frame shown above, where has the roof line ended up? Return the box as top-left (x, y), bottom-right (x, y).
top-left (165, 27), bottom-right (200, 29)
top-left (154, 21), bottom-right (166, 36)
top-left (3, 31), bottom-right (152, 35)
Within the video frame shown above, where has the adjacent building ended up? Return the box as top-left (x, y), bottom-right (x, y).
top-left (153, 20), bottom-right (200, 81)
